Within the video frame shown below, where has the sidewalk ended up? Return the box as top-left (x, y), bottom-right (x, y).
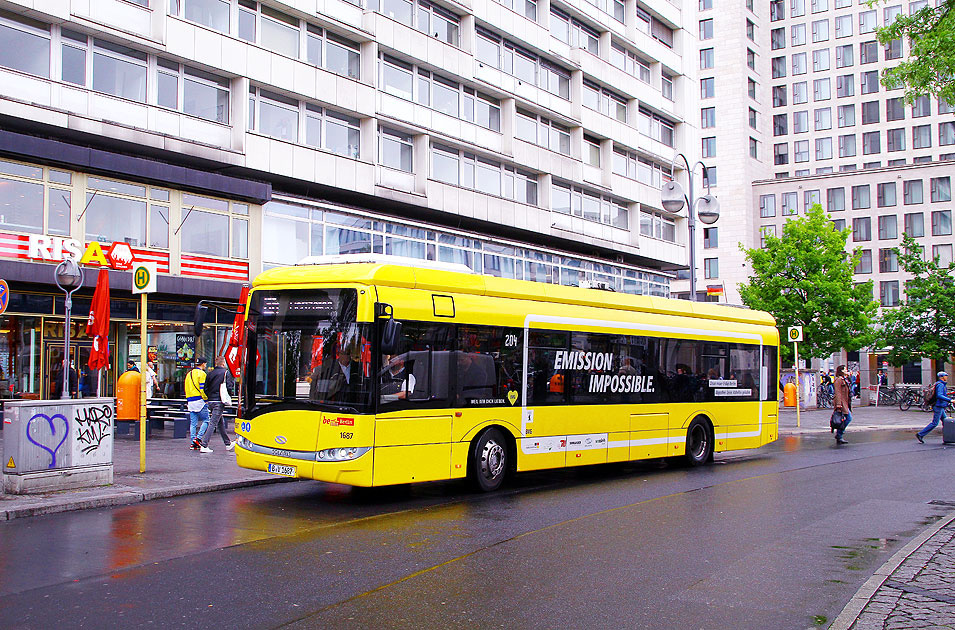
top-left (0, 424), bottom-right (291, 521)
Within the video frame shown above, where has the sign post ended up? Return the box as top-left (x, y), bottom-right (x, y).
top-left (132, 262), bottom-right (157, 473)
top-left (787, 326), bottom-right (804, 428)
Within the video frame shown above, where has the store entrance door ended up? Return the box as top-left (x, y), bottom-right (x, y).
top-left (43, 342), bottom-right (109, 398)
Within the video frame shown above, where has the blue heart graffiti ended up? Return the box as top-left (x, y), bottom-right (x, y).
top-left (26, 413), bottom-right (70, 469)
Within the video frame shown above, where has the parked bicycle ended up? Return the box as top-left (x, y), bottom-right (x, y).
top-left (898, 387), bottom-right (925, 412)
top-left (877, 385), bottom-right (903, 406)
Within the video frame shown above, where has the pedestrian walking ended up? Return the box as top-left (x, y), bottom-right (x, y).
top-left (833, 365), bottom-right (852, 445)
top-left (184, 358), bottom-right (209, 451)
top-left (198, 357), bottom-right (234, 452)
top-left (916, 371), bottom-right (952, 443)
top-left (145, 361), bottom-right (159, 400)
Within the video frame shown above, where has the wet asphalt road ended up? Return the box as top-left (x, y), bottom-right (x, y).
top-left (2, 430), bottom-right (954, 630)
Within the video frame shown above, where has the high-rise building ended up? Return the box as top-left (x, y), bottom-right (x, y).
top-left (696, 0), bottom-right (954, 316)
top-left (0, 0), bottom-right (694, 397)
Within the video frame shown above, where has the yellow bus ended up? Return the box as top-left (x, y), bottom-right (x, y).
top-left (233, 255), bottom-right (780, 491)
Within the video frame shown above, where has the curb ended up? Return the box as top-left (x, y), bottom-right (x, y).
top-left (828, 510), bottom-right (955, 630)
top-left (779, 425), bottom-right (924, 436)
top-left (0, 476), bottom-right (296, 521)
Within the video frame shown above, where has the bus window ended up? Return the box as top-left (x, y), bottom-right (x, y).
top-left (455, 326), bottom-right (498, 406)
top-left (378, 321), bottom-right (453, 410)
top-left (761, 345), bottom-right (778, 401)
top-left (661, 338), bottom-right (702, 402)
top-left (527, 330), bottom-right (568, 405)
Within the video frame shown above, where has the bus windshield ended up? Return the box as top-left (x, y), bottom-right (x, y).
top-left (246, 288), bottom-right (373, 414)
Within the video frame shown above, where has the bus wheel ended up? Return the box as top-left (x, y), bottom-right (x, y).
top-left (684, 418), bottom-right (713, 467)
top-left (470, 428), bottom-right (508, 492)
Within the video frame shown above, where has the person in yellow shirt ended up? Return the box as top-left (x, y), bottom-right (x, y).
top-left (184, 358), bottom-right (209, 451)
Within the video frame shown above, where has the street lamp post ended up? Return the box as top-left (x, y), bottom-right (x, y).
top-left (660, 154), bottom-right (720, 302)
top-left (53, 258), bottom-right (84, 399)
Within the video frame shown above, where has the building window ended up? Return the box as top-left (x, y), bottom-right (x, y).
top-left (584, 81), bottom-right (628, 121)
top-left (156, 59), bottom-right (230, 124)
top-left (932, 210), bottom-right (953, 236)
top-left (774, 113), bottom-right (788, 136)
top-left (475, 29), bottom-right (570, 99)
top-left (862, 100), bottom-right (880, 124)
top-left (878, 183), bottom-right (897, 208)
top-left (0, 12), bottom-right (50, 78)
top-left (836, 44), bottom-right (854, 68)
top-left (884, 39), bottom-right (902, 59)
top-left (771, 27), bottom-right (786, 49)
top-left (792, 0), bottom-right (806, 16)
top-left (815, 107), bottom-right (832, 130)
top-left (931, 176), bottom-right (951, 202)
top-left (249, 88), bottom-right (360, 158)
top-left (794, 139), bottom-right (810, 162)
top-left (932, 244), bottom-right (953, 267)
top-left (701, 47), bottom-right (715, 70)
top-left (861, 70), bottom-right (880, 94)
top-left (878, 214), bottom-right (898, 238)
top-left (553, 181), bottom-right (628, 228)
top-left (771, 0), bottom-right (786, 20)
top-left (772, 56), bottom-right (787, 79)
top-left (880, 281), bottom-right (899, 307)
top-left (702, 137), bottom-right (716, 158)
top-left (515, 110), bottom-right (570, 154)
top-left (700, 18), bottom-right (714, 40)
top-left (639, 210), bottom-right (676, 242)
top-left (879, 248), bottom-right (899, 272)
top-left (904, 180), bottom-right (923, 205)
top-left (551, 9), bottom-right (600, 54)
top-left (805, 189), bottom-right (821, 210)
top-left (855, 249), bottom-right (873, 274)
top-left (838, 133), bottom-right (857, 157)
top-left (811, 0), bottom-right (828, 12)
top-left (793, 52), bottom-right (808, 75)
top-left (179, 192), bottom-right (248, 259)
top-left (853, 216), bottom-right (872, 240)
top-left (815, 137), bottom-right (833, 160)
top-left (749, 108), bottom-right (759, 131)
top-left (852, 185), bottom-right (871, 210)
top-left (828, 187), bottom-right (846, 211)
top-left (904, 212), bottom-right (924, 237)
top-left (612, 150), bottom-right (672, 188)
top-left (862, 131), bottom-right (881, 154)
top-left (637, 109), bottom-right (675, 147)
top-left (432, 144), bottom-right (538, 205)
top-left (886, 97), bottom-right (905, 121)
top-left (703, 166), bottom-right (717, 187)
top-left (773, 85), bottom-right (788, 107)
top-left (812, 19), bottom-right (829, 42)
top-left (835, 14), bottom-right (853, 38)
top-left (379, 127), bottom-right (413, 172)
top-left (747, 48), bottom-right (757, 69)
top-left (760, 194), bottom-right (777, 217)
top-left (760, 225), bottom-right (776, 248)
top-left (860, 9), bottom-right (878, 33)
top-left (748, 78), bottom-right (758, 100)
top-left (701, 77), bottom-right (715, 99)
top-left (774, 143), bottom-right (790, 165)
top-left (813, 78), bottom-right (831, 100)
top-left (746, 19), bottom-right (756, 41)
top-left (703, 227), bottom-right (718, 248)
top-left (860, 40), bottom-right (879, 64)
top-left (838, 104), bottom-right (856, 127)
top-left (887, 127), bottom-right (905, 152)
top-left (702, 107), bottom-right (716, 129)
top-left (794, 81), bottom-right (809, 104)
top-left (703, 258), bottom-right (719, 279)
top-left (750, 137), bottom-right (759, 159)
top-left (792, 23), bottom-right (806, 46)
top-left (782, 191), bottom-right (798, 215)
top-left (813, 48), bottom-right (831, 72)
top-left (940, 121), bottom-right (955, 146)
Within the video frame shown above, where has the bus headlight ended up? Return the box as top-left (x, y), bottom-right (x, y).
top-left (236, 436), bottom-right (251, 450)
top-left (316, 446), bottom-right (370, 462)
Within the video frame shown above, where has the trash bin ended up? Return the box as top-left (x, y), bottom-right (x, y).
top-left (116, 370), bottom-right (142, 420)
top-left (3, 398), bottom-right (114, 494)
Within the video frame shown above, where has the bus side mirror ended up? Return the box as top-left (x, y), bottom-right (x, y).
top-left (381, 319), bottom-right (402, 355)
top-left (194, 303), bottom-right (209, 337)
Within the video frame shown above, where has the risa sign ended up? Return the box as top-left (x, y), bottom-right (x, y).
top-left (28, 236), bottom-right (135, 270)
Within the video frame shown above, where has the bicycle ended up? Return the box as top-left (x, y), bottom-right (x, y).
top-left (898, 387), bottom-right (922, 411)
top-left (877, 384), bottom-right (902, 406)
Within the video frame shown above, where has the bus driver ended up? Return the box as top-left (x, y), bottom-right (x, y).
top-left (381, 354), bottom-right (416, 401)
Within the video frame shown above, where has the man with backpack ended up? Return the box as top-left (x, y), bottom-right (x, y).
top-left (184, 358), bottom-right (209, 451)
top-left (916, 371), bottom-right (951, 443)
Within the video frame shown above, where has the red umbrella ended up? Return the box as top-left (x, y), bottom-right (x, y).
top-left (87, 268), bottom-right (110, 371)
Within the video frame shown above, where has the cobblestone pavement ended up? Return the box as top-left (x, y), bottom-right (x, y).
top-left (832, 512), bottom-right (955, 630)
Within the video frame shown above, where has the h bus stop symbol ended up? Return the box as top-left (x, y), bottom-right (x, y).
top-left (787, 326), bottom-right (803, 343)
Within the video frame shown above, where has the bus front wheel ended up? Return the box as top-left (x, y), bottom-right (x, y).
top-left (470, 428), bottom-right (508, 492)
top-left (684, 417), bottom-right (713, 467)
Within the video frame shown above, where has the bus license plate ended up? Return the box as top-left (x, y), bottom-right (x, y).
top-left (267, 463), bottom-right (296, 477)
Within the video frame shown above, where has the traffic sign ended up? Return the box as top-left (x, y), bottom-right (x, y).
top-left (787, 326), bottom-right (803, 342)
top-left (132, 262), bottom-right (157, 294)
top-left (0, 279), bottom-right (9, 315)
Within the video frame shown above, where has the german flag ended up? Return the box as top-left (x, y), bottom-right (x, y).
top-left (706, 285), bottom-right (724, 297)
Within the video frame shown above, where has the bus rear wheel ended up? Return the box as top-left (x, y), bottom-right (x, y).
top-left (470, 428), bottom-right (508, 492)
top-left (684, 418), bottom-right (713, 467)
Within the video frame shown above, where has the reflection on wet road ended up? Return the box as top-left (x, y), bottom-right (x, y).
top-left (2, 430), bottom-right (954, 630)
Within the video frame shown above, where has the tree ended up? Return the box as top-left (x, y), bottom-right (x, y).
top-left (738, 204), bottom-right (878, 364)
top-left (872, 0), bottom-right (955, 105)
top-left (877, 233), bottom-right (955, 365)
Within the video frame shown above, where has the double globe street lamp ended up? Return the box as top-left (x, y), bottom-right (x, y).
top-left (53, 258), bottom-right (84, 399)
top-left (660, 154), bottom-right (720, 302)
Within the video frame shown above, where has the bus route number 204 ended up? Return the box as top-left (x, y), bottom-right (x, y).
top-left (505, 334), bottom-right (519, 347)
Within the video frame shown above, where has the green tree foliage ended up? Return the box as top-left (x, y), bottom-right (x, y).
top-left (871, 0), bottom-right (955, 105)
top-left (738, 204), bottom-right (878, 363)
top-left (878, 233), bottom-right (955, 364)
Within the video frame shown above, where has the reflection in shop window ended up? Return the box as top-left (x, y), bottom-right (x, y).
top-left (325, 226), bottom-right (372, 255)
top-left (150, 205), bottom-right (169, 248)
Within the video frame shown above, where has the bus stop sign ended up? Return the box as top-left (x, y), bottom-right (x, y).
top-left (787, 326), bottom-right (803, 342)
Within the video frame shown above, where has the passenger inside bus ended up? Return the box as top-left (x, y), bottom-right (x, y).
top-left (456, 350), bottom-right (496, 404)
